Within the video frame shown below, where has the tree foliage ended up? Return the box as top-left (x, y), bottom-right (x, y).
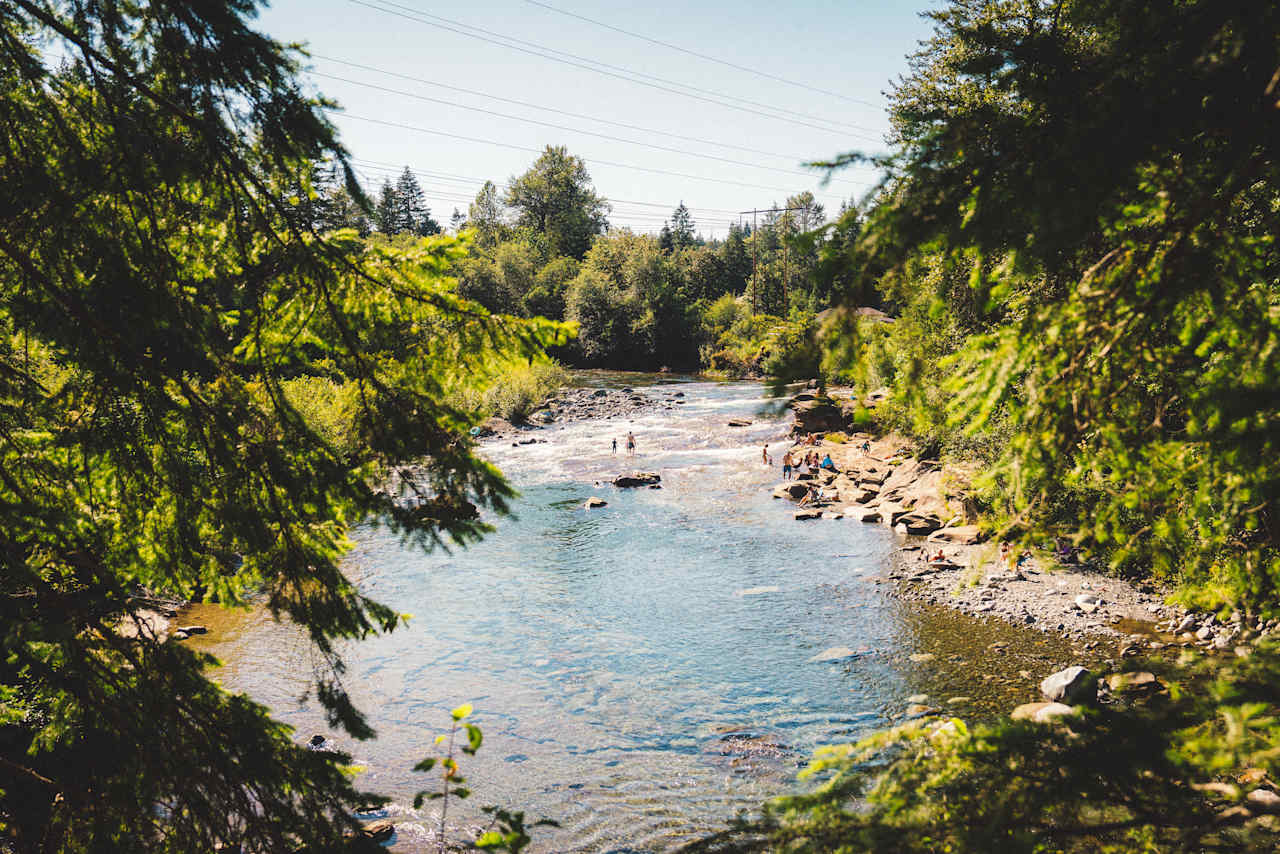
top-left (0, 1), bottom-right (563, 850)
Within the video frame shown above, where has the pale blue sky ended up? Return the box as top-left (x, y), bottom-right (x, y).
top-left (255, 0), bottom-right (942, 237)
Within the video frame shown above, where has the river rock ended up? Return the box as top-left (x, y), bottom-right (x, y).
top-left (1011, 701), bottom-right (1054, 721)
top-left (1040, 666), bottom-right (1096, 704)
top-left (176, 625), bottom-right (207, 635)
top-left (360, 820), bottom-right (395, 843)
top-left (906, 703), bottom-right (937, 717)
top-left (584, 497), bottom-right (608, 508)
top-left (909, 652), bottom-right (936, 663)
top-left (727, 418), bottom-right (752, 427)
top-left (794, 509), bottom-right (823, 520)
top-left (856, 508), bottom-right (882, 523)
top-left (896, 512), bottom-right (943, 535)
top-left (809, 646), bottom-right (858, 662)
top-left (774, 482), bottom-right (808, 500)
top-left (906, 693), bottom-right (929, 704)
top-left (1035, 703), bottom-right (1079, 724)
top-left (1074, 594), bottom-right (1101, 613)
top-left (1247, 788), bottom-right (1280, 814)
top-left (789, 396), bottom-right (849, 435)
top-left (927, 525), bottom-right (983, 545)
top-left (1105, 671), bottom-right (1163, 696)
top-left (613, 472), bottom-right (661, 487)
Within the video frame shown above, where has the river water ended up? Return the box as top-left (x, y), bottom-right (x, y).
top-left (183, 374), bottom-right (1079, 852)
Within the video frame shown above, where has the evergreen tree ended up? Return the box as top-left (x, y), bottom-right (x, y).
top-left (669, 202), bottom-right (696, 249)
top-left (449, 207), bottom-right (466, 233)
top-left (393, 166), bottom-right (440, 236)
top-left (374, 179), bottom-right (399, 235)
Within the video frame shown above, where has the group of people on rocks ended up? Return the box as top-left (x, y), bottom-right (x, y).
top-left (778, 449), bottom-right (835, 480)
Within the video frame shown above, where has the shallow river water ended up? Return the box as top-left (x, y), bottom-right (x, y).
top-left (183, 374), bottom-right (1079, 852)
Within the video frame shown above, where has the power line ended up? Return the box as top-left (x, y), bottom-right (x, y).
top-left (522, 0), bottom-right (881, 109)
top-left (312, 70), bottom-right (863, 186)
top-left (347, 159), bottom-right (765, 218)
top-left (311, 54), bottom-right (876, 168)
top-left (351, 157), bottom-right (772, 215)
top-left (347, 0), bottom-right (884, 142)
top-left (332, 111), bottom-right (854, 199)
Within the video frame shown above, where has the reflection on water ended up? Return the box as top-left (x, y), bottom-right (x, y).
top-left (183, 376), bottom-right (1078, 852)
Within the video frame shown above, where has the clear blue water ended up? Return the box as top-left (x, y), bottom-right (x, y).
top-left (186, 376), bottom-right (1076, 851)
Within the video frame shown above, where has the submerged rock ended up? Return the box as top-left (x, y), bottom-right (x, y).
top-left (613, 472), bottom-right (661, 487)
top-left (360, 819), bottom-right (396, 843)
top-left (584, 497), bottom-right (608, 508)
top-left (809, 646), bottom-right (858, 662)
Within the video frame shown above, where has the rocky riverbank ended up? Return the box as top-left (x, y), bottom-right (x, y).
top-left (475, 385), bottom-right (680, 442)
top-left (770, 394), bottom-right (1277, 657)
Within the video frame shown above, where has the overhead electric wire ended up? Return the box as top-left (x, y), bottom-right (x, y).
top-left (331, 111), bottom-right (854, 199)
top-left (347, 0), bottom-right (884, 142)
top-left (522, 0), bottom-right (881, 109)
top-left (311, 54), bottom-right (874, 167)
top-left (347, 158), bottom-right (761, 218)
top-left (312, 70), bottom-right (864, 186)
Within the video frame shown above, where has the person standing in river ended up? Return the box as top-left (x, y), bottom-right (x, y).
top-left (626, 431), bottom-right (636, 456)
top-left (611, 437), bottom-right (617, 455)
top-left (762, 444), bottom-right (771, 465)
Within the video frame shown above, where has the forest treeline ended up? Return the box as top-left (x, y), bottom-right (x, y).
top-left (309, 149), bottom-right (858, 377)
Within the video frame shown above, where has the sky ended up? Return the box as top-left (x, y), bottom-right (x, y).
top-left (254, 0), bottom-right (943, 238)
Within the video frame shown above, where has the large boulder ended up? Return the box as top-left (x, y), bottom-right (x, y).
top-left (360, 820), bottom-right (395, 843)
top-left (789, 396), bottom-right (849, 435)
top-left (1040, 666), bottom-right (1097, 705)
top-left (895, 512), bottom-right (943, 535)
top-left (927, 525), bottom-right (983, 545)
top-left (773, 483), bottom-right (809, 500)
top-left (613, 472), bottom-right (661, 487)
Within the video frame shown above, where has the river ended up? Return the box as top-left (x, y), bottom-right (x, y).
top-left (182, 373), bottom-right (1079, 852)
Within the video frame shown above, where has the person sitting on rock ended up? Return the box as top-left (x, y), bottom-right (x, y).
top-left (820, 453), bottom-right (836, 471)
top-left (798, 483), bottom-right (820, 506)
top-left (929, 549), bottom-right (945, 563)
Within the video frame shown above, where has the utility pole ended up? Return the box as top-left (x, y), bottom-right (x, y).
top-left (740, 205), bottom-right (806, 316)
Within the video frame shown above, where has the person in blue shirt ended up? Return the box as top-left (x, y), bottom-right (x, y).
top-left (820, 453), bottom-right (836, 470)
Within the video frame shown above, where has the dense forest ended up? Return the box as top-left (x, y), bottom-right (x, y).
top-left (2, 0), bottom-right (1279, 852)
top-left (312, 149), bottom-right (856, 377)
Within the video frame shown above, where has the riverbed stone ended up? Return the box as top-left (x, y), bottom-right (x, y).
top-left (176, 625), bottom-right (207, 635)
top-left (1040, 666), bottom-right (1096, 704)
top-left (794, 509), bottom-right (823, 520)
top-left (584, 497), bottom-right (608, 508)
top-left (909, 652), bottom-right (936, 663)
top-left (1105, 671), bottom-right (1163, 696)
top-left (727, 418), bottom-right (752, 427)
top-left (809, 646), bottom-right (858, 662)
top-left (857, 509), bottom-right (883, 523)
